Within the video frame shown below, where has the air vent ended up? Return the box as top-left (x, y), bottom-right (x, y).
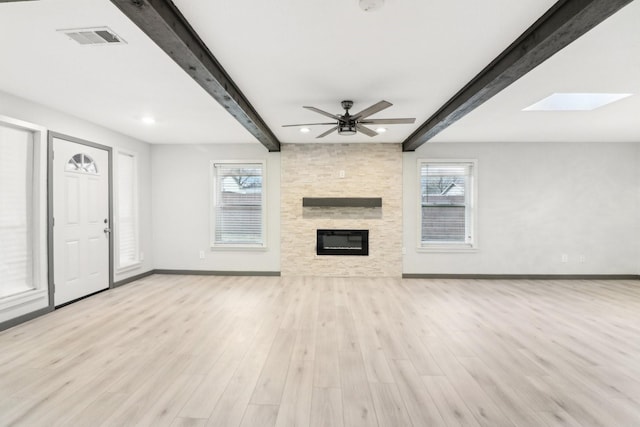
top-left (58, 27), bottom-right (126, 45)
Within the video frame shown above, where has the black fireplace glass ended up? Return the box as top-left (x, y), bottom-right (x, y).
top-left (316, 229), bottom-right (369, 256)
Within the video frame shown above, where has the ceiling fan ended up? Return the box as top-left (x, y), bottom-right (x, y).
top-left (282, 100), bottom-right (416, 138)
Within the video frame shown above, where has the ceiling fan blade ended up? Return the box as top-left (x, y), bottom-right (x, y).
top-left (352, 100), bottom-right (392, 120)
top-left (359, 118), bottom-right (416, 125)
top-left (316, 126), bottom-right (338, 138)
top-left (282, 122), bottom-right (336, 127)
top-left (356, 124), bottom-right (378, 137)
top-left (303, 106), bottom-right (342, 121)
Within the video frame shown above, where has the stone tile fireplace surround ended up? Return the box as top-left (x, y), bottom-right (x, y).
top-left (280, 143), bottom-right (402, 277)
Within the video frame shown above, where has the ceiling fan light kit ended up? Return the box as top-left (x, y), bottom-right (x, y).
top-left (338, 122), bottom-right (357, 136)
top-left (283, 100), bottom-right (415, 139)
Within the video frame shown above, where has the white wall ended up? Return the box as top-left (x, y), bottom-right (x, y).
top-left (404, 141), bottom-right (640, 275)
top-left (151, 144), bottom-right (280, 272)
top-left (0, 90), bottom-right (154, 285)
top-left (4, 84), bottom-right (637, 284)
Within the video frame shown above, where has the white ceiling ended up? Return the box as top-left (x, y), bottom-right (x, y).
top-left (432, 0), bottom-right (640, 143)
top-left (0, 0), bottom-right (638, 146)
top-left (0, 0), bottom-right (255, 144)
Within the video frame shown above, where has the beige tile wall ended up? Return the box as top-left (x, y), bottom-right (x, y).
top-left (280, 143), bottom-right (402, 277)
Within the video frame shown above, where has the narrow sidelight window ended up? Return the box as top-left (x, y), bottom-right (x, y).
top-left (117, 151), bottom-right (139, 268)
top-left (0, 125), bottom-right (35, 297)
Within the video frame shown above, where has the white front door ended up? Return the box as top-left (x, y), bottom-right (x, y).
top-left (53, 137), bottom-right (110, 306)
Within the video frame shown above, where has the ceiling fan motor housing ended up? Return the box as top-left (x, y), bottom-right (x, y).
top-left (338, 100), bottom-right (356, 135)
top-left (338, 121), bottom-right (357, 135)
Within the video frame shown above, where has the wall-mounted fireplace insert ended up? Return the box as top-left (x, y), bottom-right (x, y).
top-left (317, 229), bottom-right (369, 256)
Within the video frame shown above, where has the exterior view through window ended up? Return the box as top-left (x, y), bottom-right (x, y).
top-left (420, 161), bottom-right (475, 248)
top-left (212, 162), bottom-right (265, 247)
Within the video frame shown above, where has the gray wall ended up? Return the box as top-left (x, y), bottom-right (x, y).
top-left (403, 141), bottom-right (640, 275)
top-left (151, 144), bottom-right (281, 272)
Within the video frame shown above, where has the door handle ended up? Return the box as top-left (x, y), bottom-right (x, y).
top-left (104, 227), bottom-right (111, 234)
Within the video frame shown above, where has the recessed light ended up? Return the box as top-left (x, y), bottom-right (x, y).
top-left (523, 93), bottom-right (632, 111)
top-left (359, 0), bottom-right (385, 12)
top-left (141, 116), bottom-right (156, 125)
top-left (375, 127), bottom-right (387, 133)
top-left (300, 127), bottom-right (311, 133)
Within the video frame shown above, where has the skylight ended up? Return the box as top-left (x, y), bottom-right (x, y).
top-left (523, 93), bottom-right (632, 111)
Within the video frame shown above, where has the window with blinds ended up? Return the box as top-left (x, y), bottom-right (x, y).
top-left (118, 152), bottom-right (139, 268)
top-left (211, 162), bottom-right (265, 247)
top-left (420, 161), bottom-right (475, 247)
top-left (0, 125), bottom-right (35, 298)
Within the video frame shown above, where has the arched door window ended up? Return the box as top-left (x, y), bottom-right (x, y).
top-left (66, 153), bottom-right (98, 174)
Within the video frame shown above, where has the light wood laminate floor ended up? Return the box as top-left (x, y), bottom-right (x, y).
top-left (1, 275), bottom-right (640, 426)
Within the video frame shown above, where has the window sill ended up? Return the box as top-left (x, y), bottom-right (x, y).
top-left (117, 262), bottom-right (142, 273)
top-left (0, 288), bottom-right (47, 311)
top-left (210, 244), bottom-right (268, 252)
top-left (417, 245), bottom-right (478, 254)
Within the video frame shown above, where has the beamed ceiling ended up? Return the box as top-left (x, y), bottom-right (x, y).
top-left (0, 0), bottom-right (638, 151)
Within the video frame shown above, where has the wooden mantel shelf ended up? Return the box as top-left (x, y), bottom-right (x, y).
top-left (302, 197), bottom-right (382, 208)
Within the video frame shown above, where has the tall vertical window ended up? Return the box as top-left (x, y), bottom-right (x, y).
top-left (0, 124), bottom-right (34, 297)
top-left (419, 160), bottom-right (476, 248)
top-left (117, 151), bottom-right (139, 268)
top-left (211, 162), bottom-right (265, 247)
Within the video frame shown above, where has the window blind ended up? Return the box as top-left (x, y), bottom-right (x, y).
top-left (118, 152), bottom-right (138, 267)
top-left (213, 163), bottom-right (263, 245)
top-left (0, 125), bottom-right (34, 298)
top-left (420, 163), bottom-right (472, 244)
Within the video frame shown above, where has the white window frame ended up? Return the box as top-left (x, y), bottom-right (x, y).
top-left (417, 159), bottom-right (478, 252)
top-left (210, 160), bottom-right (267, 250)
top-left (0, 115), bottom-right (48, 312)
top-left (115, 149), bottom-right (140, 271)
